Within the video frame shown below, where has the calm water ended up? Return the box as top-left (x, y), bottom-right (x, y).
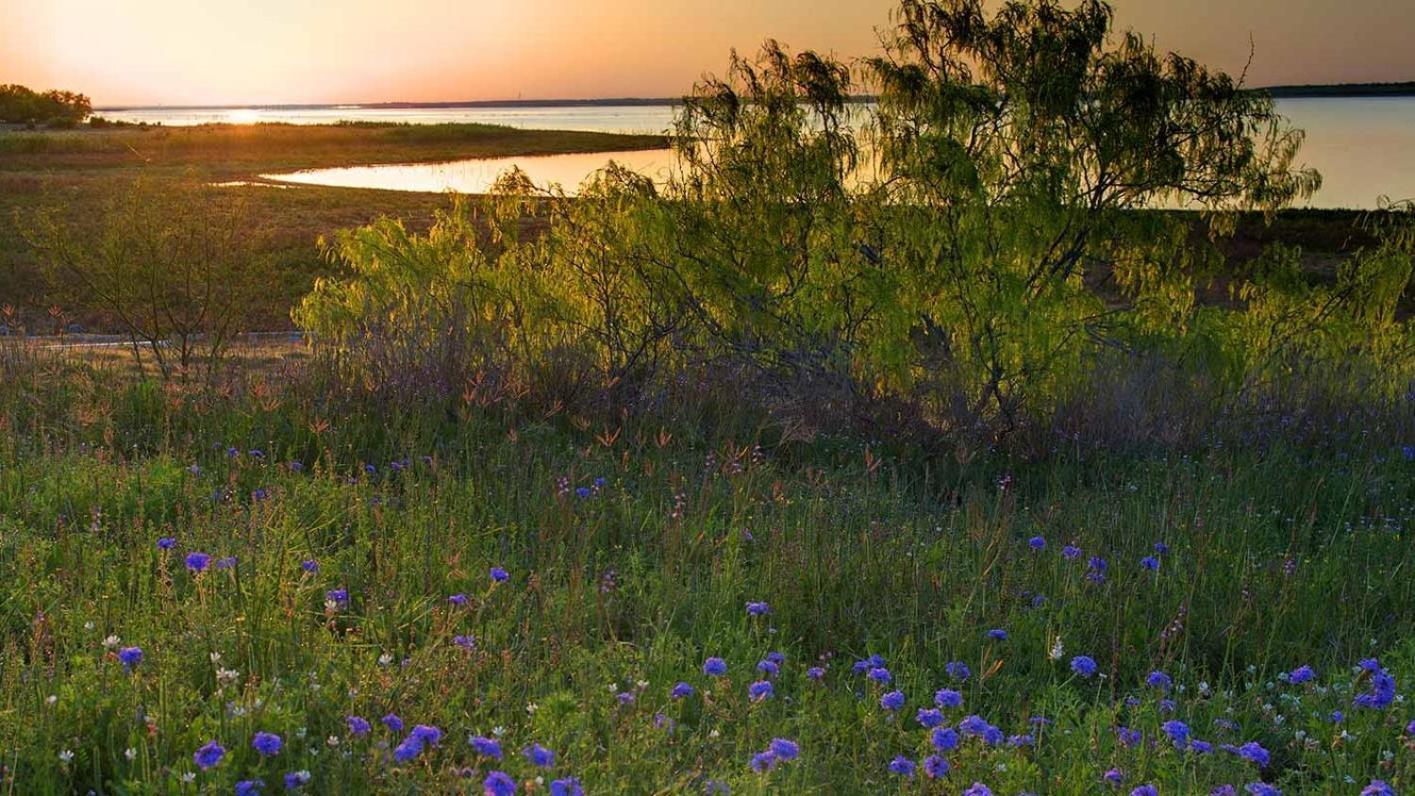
top-left (265, 149), bottom-right (679, 194)
top-left (122, 99), bottom-right (1413, 208)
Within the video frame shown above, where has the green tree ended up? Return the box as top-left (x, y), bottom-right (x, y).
top-left (0, 84), bottom-right (91, 126)
top-left (25, 178), bottom-right (265, 381)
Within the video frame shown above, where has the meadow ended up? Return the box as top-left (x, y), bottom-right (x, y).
top-left (0, 123), bottom-right (666, 331)
top-left (0, 344), bottom-right (1412, 795)
top-left (3, 0), bottom-right (1415, 793)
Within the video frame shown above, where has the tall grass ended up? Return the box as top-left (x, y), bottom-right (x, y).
top-left (0, 352), bottom-right (1411, 793)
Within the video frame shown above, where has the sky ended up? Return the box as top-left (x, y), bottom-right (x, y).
top-left (2, 0), bottom-right (1412, 107)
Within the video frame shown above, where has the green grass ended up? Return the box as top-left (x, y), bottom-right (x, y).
top-left (0, 123), bottom-right (666, 330)
top-left (0, 358), bottom-right (1410, 794)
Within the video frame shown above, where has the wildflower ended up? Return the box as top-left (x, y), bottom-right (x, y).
top-left (1362, 781), bottom-right (1395, 796)
top-left (1354, 666), bottom-right (1397, 709)
top-left (283, 771), bottom-right (311, 790)
top-left (448, 593), bottom-right (468, 606)
top-left (1236, 741), bottom-right (1270, 768)
top-left (519, 742), bottom-right (555, 768)
top-left (299, 560), bottom-right (318, 574)
top-left (490, 566), bottom-right (509, 583)
top-left (748, 680), bottom-right (774, 702)
top-left (58, 749), bottom-right (74, 764)
top-left (1131, 787), bottom-right (1158, 796)
top-left (1008, 734), bottom-right (1034, 747)
top-left (945, 661), bottom-right (971, 681)
top-left (963, 784), bottom-right (993, 796)
top-left (412, 725), bottom-right (442, 746)
top-left (746, 601), bottom-right (770, 617)
top-left (769, 738), bottom-right (799, 760)
top-left (1161, 720), bottom-right (1190, 749)
top-left (1140, 556), bottom-right (1160, 571)
top-left (766, 651), bottom-right (785, 665)
top-left (185, 552), bottom-right (211, 573)
top-left (1191, 739), bottom-right (1214, 754)
top-left (880, 690), bottom-right (905, 711)
top-left (382, 714), bottom-right (404, 733)
top-left (1116, 727), bottom-right (1142, 747)
top-left (236, 780), bottom-right (265, 796)
top-left (1154, 542), bottom-right (1170, 554)
top-left (1288, 665), bottom-right (1315, 684)
top-left (757, 659), bottom-right (780, 678)
top-left (853, 654), bottom-right (886, 673)
top-left (550, 778), bottom-right (584, 796)
top-left (806, 666), bottom-right (826, 680)
top-left (157, 537), bottom-right (176, 550)
top-left (987, 628), bottom-right (1008, 640)
top-left (324, 588), bottom-right (349, 606)
top-left (346, 716), bottom-right (371, 737)
top-left (866, 666), bottom-right (892, 684)
top-left (1406, 719), bottom-right (1415, 734)
top-left (750, 751), bottom-right (777, 772)
top-left (117, 646), bottom-right (143, 672)
top-left (1071, 656), bottom-right (1098, 678)
top-left (483, 771), bottom-right (516, 796)
top-left (888, 755), bottom-right (915, 778)
top-left (671, 682), bottom-right (695, 699)
top-left (193, 740), bottom-right (225, 770)
top-left (703, 657), bottom-right (728, 677)
top-left (393, 736), bottom-right (424, 762)
top-left (454, 635), bottom-right (475, 650)
top-left (923, 754), bottom-right (949, 778)
top-left (1245, 784), bottom-right (1280, 796)
top-left (575, 486), bottom-right (591, 498)
top-left (252, 732), bottom-right (282, 757)
top-left (470, 736), bottom-right (503, 759)
top-left (931, 726), bottom-right (960, 751)
top-left (1104, 769), bottom-right (1124, 786)
top-left (1146, 671), bottom-right (1172, 692)
top-left (215, 556), bottom-right (237, 570)
top-left (935, 688), bottom-right (963, 708)
top-left (917, 708), bottom-right (945, 728)
top-left (1028, 536), bottom-right (1046, 550)
top-left (1210, 788), bottom-right (1236, 796)
top-left (1062, 545), bottom-right (1082, 560)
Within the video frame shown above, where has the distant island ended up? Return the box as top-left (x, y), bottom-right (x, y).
top-left (1259, 81), bottom-right (1415, 98)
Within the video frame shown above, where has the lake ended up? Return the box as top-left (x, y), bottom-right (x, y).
top-left (107, 99), bottom-right (1415, 209)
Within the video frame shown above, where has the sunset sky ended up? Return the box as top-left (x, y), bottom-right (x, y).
top-left (2, 0), bottom-right (1412, 107)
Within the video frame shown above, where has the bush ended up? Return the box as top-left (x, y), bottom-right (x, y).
top-left (296, 0), bottom-right (1414, 446)
top-left (24, 178), bottom-right (268, 381)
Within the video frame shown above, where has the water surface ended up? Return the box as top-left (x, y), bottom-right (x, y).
top-left (181, 98), bottom-right (1415, 208)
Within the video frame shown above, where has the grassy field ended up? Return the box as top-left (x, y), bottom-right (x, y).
top-left (0, 112), bottom-right (1412, 795)
top-left (0, 350), bottom-right (1411, 794)
top-left (0, 123), bottom-right (667, 331)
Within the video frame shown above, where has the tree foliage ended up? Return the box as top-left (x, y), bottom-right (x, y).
top-left (297, 0), bottom-right (1412, 439)
top-left (0, 84), bottom-right (91, 127)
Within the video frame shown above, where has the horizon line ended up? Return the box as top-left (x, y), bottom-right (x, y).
top-left (93, 79), bottom-right (1415, 112)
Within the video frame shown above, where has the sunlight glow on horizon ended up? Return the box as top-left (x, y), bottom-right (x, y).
top-left (2, 0), bottom-right (1412, 107)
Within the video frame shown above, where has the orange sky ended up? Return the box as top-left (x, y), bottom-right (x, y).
top-left (2, 0), bottom-right (1412, 107)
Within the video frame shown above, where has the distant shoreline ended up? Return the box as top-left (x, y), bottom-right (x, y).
top-left (1261, 81), bottom-right (1415, 98)
top-left (95, 98), bottom-right (691, 112)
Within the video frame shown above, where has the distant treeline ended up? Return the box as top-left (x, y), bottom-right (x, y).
top-left (0, 84), bottom-right (91, 126)
top-left (1260, 81), bottom-right (1415, 98)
